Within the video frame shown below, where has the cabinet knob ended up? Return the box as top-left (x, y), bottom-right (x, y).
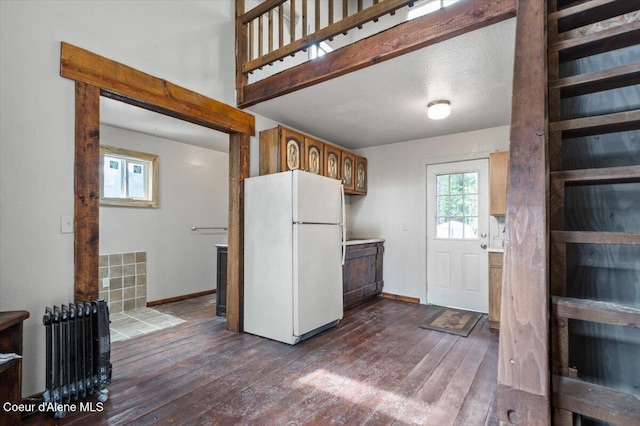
top-left (480, 243), bottom-right (488, 249)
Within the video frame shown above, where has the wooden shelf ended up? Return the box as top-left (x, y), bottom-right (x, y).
top-left (549, 109), bottom-right (640, 139)
top-left (549, 63), bottom-right (640, 98)
top-left (549, 20), bottom-right (640, 62)
top-left (553, 375), bottom-right (640, 425)
top-left (548, 0), bottom-right (640, 33)
top-left (551, 230), bottom-right (640, 245)
top-left (550, 165), bottom-right (640, 185)
top-left (552, 296), bottom-right (640, 328)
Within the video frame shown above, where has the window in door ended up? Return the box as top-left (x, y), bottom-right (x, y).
top-left (100, 145), bottom-right (159, 208)
top-left (435, 172), bottom-right (478, 239)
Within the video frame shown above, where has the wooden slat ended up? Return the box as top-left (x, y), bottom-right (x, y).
top-left (302, 0), bottom-right (307, 38)
top-left (549, 20), bottom-right (640, 62)
top-left (74, 82), bottom-right (100, 302)
top-left (549, 109), bottom-right (640, 139)
top-left (279, 3), bottom-right (284, 47)
top-left (553, 375), bottom-right (640, 425)
top-left (226, 132), bottom-right (250, 332)
top-left (290, 0), bottom-right (296, 42)
top-left (551, 230), bottom-right (640, 244)
top-left (258, 14), bottom-right (264, 57)
top-left (552, 296), bottom-right (640, 327)
top-left (268, 9), bottom-right (274, 52)
top-left (496, 0), bottom-right (550, 424)
top-left (236, 0), bottom-right (249, 105)
top-left (549, 62), bottom-right (640, 98)
top-left (329, 0), bottom-right (334, 25)
top-left (548, 0), bottom-right (640, 33)
top-left (240, 0), bottom-right (516, 107)
top-left (242, 0), bottom-right (415, 74)
top-left (550, 165), bottom-right (640, 184)
top-left (315, 0), bottom-right (320, 33)
top-left (61, 42), bottom-right (255, 136)
top-left (343, 0), bottom-right (348, 19)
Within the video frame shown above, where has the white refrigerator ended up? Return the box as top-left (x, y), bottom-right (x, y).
top-left (244, 170), bottom-right (345, 345)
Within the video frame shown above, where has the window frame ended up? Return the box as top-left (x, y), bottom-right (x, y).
top-left (99, 145), bottom-right (159, 208)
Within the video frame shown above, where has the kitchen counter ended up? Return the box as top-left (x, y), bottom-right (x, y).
top-left (487, 247), bottom-right (504, 253)
top-left (345, 238), bottom-right (385, 246)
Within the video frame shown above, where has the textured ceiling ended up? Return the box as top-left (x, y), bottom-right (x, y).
top-left (101, 18), bottom-right (516, 153)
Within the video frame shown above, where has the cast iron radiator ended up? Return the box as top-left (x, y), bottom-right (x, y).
top-left (42, 299), bottom-right (112, 417)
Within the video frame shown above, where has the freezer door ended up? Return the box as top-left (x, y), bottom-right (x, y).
top-left (293, 223), bottom-right (344, 337)
top-left (292, 170), bottom-right (342, 224)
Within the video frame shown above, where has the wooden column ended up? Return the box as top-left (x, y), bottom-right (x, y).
top-left (226, 132), bottom-right (250, 332)
top-left (236, 0), bottom-right (248, 106)
top-left (74, 82), bottom-right (100, 302)
top-left (497, 0), bottom-right (550, 424)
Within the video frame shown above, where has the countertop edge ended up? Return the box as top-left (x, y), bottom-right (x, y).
top-left (345, 238), bottom-right (385, 246)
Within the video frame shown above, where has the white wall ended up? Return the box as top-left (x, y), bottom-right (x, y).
top-left (100, 125), bottom-right (229, 302)
top-left (349, 126), bottom-right (510, 303)
top-left (0, 0), bottom-right (239, 397)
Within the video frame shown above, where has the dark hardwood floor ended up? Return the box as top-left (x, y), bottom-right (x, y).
top-left (24, 297), bottom-right (499, 425)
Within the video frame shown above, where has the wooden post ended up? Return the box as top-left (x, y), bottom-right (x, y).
top-left (74, 82), bottom-right (100, 302)
top-left (497, 0), bottom-right (550, 424)
top-left (236, 0), bottom-right (248, 106)
top-left (226, 132), bottom-right (250, 332)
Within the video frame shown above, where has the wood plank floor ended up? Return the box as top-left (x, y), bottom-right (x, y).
top-left (23, 297), bottom-right (499, 425)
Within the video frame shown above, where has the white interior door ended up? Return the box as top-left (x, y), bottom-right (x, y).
top-left (426, 159), bottom-right (489, 313)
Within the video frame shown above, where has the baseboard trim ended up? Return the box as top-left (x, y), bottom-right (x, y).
top-left (380, 292), bottom-right (420, 304)
top-left (147, 289), bottom-right (216, 306)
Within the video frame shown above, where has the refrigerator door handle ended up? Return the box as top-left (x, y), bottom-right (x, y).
top-left (341, 183), bottom-right (346, 266)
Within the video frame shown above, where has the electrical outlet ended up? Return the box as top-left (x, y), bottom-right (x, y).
top-left (102, 278), bottom-right (110, 288)
top-left (60, 215), bottom-right (74, 234)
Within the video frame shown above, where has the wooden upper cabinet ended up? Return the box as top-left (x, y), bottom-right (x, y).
top-left (305, 137), bottom-right (324, 175)
top-left (342, 152), bottom-right (355, 192)
top-left (280, 127), bottom-right (306, 172)
top-left (354, 155), bottom-right (367, 194)
top-left (259, 125), bottom-right (367, 195)
top-left (324, 144), bottom-right (341, 181)
top-left (489, 151), bottom-right (509, 216)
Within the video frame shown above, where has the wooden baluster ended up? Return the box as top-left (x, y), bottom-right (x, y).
top-left (302, 0), bottom-right (307, 38)
top-left (258, 14), bottom-right (263, 59)
top-left (248, 20), bottom-right (254, 60)
top-left (358, 0), bottom-right (363, 13)
top-left (278, 4), bottom-right (284, 49)
top-left (268, 9), bottom-right (274, 53)
top-left (329, 0), bottom-right (334, 26)
top-left (290, 0), bottom-right (296, 43)
top-left (343, 0), bottom-right (348, 19)
top-left (315, 0), bottom-right (320, 33)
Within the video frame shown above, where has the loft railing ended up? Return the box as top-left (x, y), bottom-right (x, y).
top-left (238, 0), bottom-right (415, 76)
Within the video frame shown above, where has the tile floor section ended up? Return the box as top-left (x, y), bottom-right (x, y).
top-left (109, 307), bottom-right (185, 342)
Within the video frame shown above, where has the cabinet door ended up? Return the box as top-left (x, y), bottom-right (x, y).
top-left (488, 252), bottom-right (503, 329)
top-left (354, 155), bottom-right (367, 194)
top-left (324, 145), bottom-right (341, 180)
top-left (305, 137), bottom-right (324, 175)
top-left (280, 127), bottom-right (306, 172)
top-left (489, 151), bottom-right (509, 215)
top-left (342, 151), bottom-right (355, 192)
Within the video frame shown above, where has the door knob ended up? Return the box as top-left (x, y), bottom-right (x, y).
top-left (480, 243), bottom-right (488, 249)
top-left (481, 233), bottom-right (487, 238)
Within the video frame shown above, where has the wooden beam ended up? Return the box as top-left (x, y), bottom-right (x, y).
top-left (551, 230), bottom-right (640, 245)
top-left (74, 82), bottom-right (100, 302)
top-left (226, 132), bottom-right (250, 332)
top-left (61, 42), bottom-right (255, 136)
top-left (239, 0), bottom-right (516, 108)
top-left (497, 0), bottom-right (550, 424)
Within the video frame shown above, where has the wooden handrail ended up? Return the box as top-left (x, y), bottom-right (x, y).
top-left (242, 0), bottom-right (287, 25)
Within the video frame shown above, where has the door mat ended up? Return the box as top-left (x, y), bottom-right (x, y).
top-left (419, 306), bottom-right (482, 337)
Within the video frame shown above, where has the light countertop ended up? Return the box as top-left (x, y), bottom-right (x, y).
top-left (487, 247), bottom-right (504, 253)
top-left (345, 238), bottom-right (385, 246)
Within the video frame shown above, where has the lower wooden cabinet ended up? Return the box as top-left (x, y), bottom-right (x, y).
top-left (343, 242), bottom-right (384, 310)
top-left (489, 252), bottom-right (503, 329)
top-left (216, 244), bottom-right (227, 317)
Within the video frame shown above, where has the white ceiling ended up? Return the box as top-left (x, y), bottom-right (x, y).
top-left (100, 18), bottom-right (516, 153)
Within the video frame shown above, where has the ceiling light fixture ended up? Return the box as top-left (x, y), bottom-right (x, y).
top-left (427, 100), bottom-right (451, 120)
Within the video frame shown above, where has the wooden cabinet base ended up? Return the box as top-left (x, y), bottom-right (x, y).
top-left (343, 242), bottom-right (384, 310)
top-left (489, 252), bottom-right (503, 330)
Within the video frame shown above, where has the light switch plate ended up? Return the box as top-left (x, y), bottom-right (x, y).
top-left (60, 215), bottom-right (74, 234)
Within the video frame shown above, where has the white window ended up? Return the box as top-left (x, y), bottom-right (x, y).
top-left (309, 41), bottom-right (333, 60)
top-left (100, 146), bottom-right (158, 208)
top-left (435, 171), bottom-right (478, 239)
top-left (407, 0), bottom-right (461, 21)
